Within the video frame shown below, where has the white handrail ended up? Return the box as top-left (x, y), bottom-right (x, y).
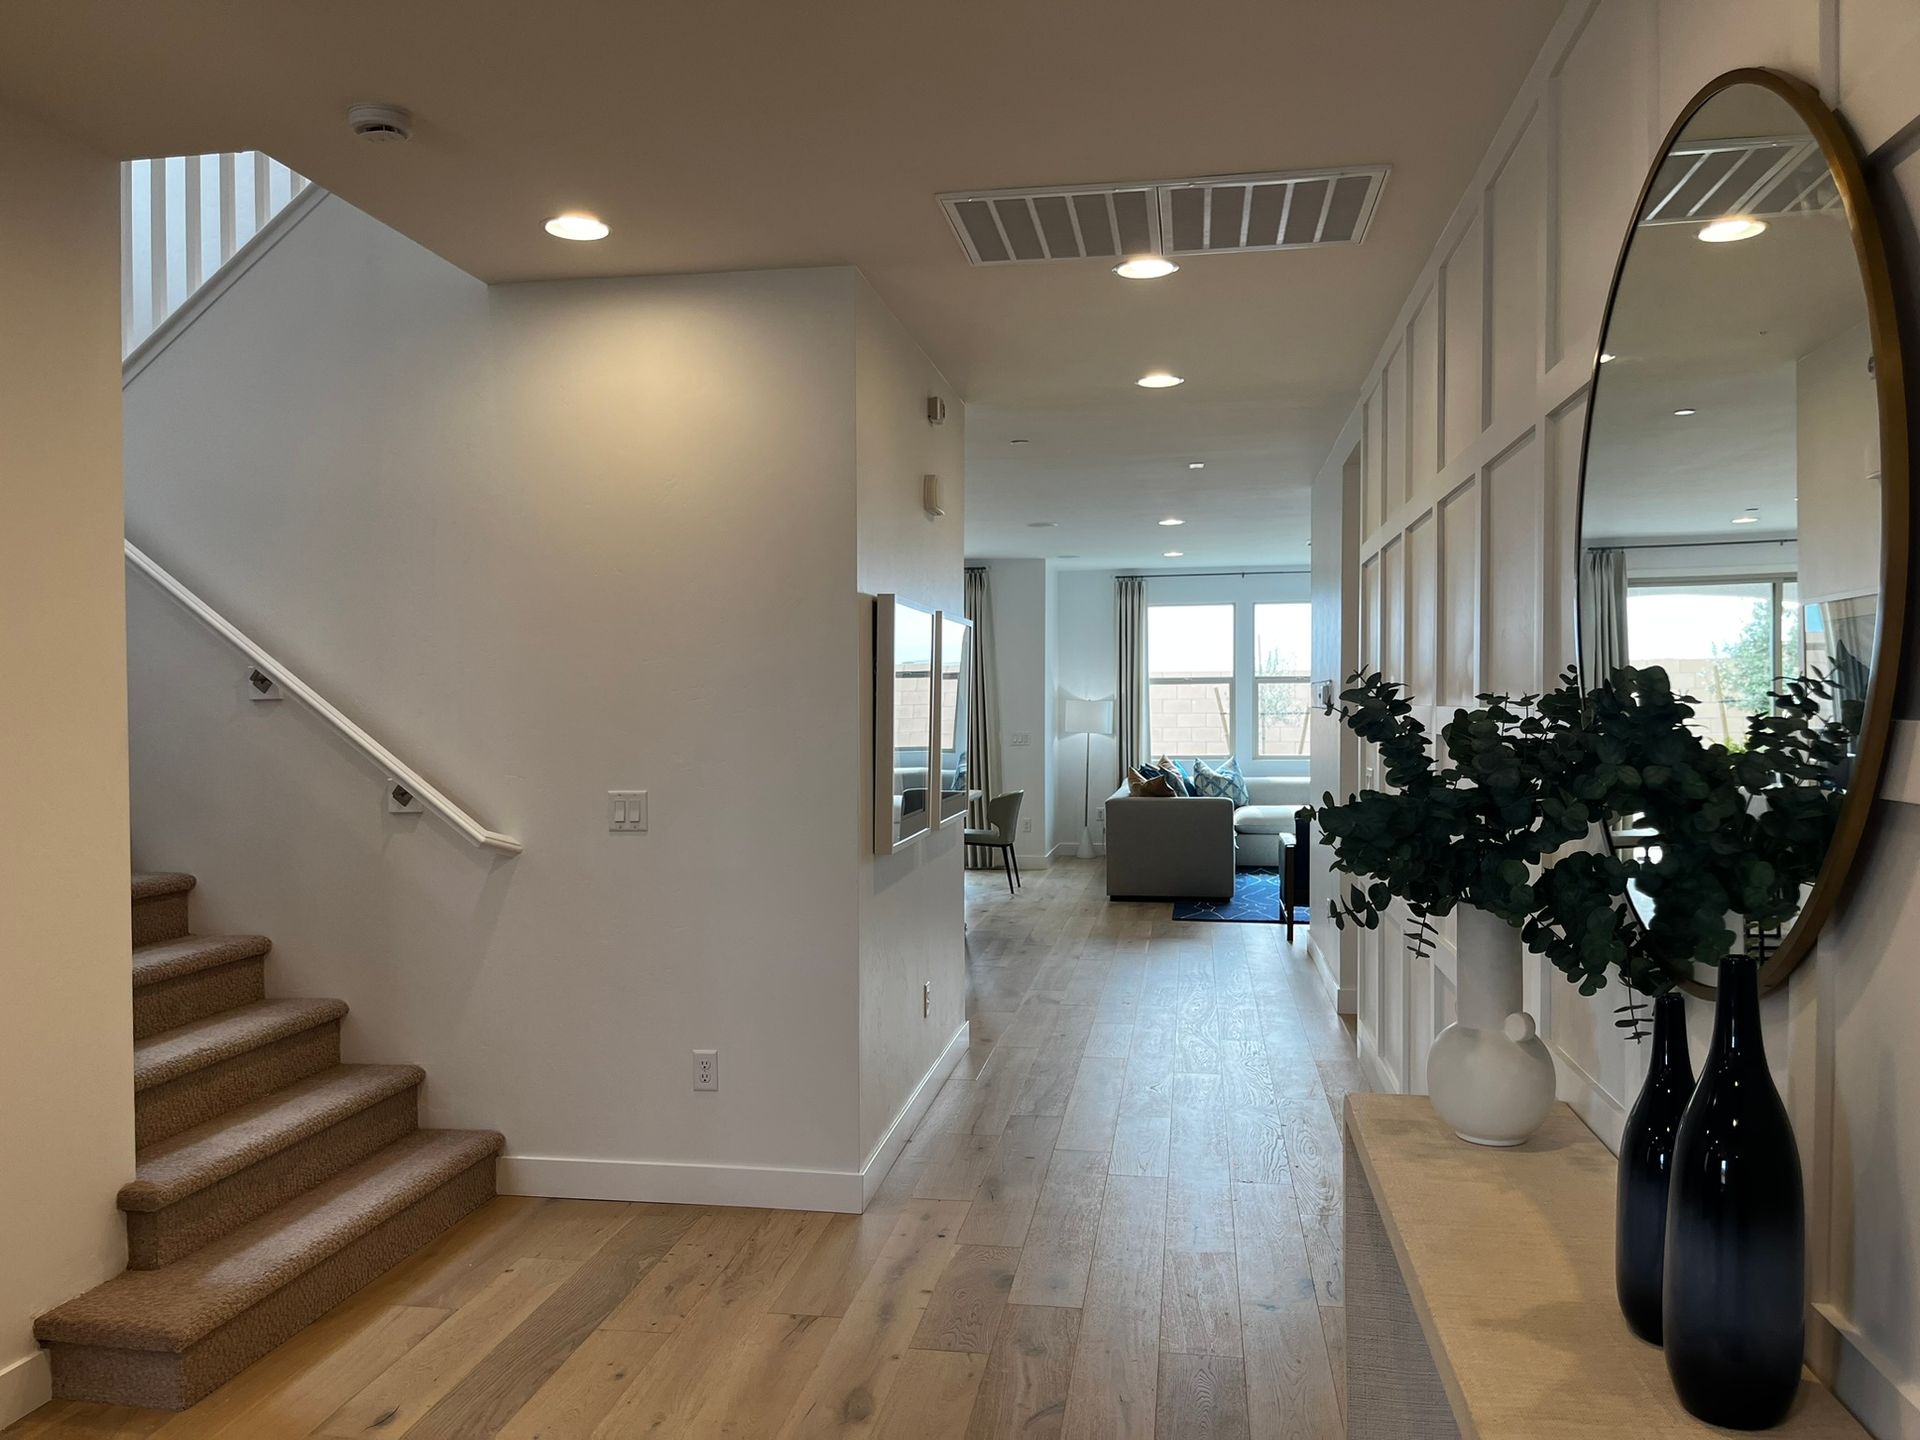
top-left (125, 541), bottom-right (523, 855)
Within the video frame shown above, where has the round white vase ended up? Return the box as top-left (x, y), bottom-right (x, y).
top-left (1426, 905), bottom-right (1556, 1147)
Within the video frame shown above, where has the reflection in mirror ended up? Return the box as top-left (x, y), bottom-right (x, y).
top-left (937, 614), bottom-right (973, 824)
top-left (1579, 79), bottom-right (1886, 963)
top-left (876, 597), bottom-right (936, 852)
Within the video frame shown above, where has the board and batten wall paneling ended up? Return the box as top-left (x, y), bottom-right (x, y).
top-left (1312, 1), bottom-right (1920, 1429)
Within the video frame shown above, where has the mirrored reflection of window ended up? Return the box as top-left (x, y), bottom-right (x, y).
top-left (1626, 578), bottom-right (1798, 746)
top-left (1254, 602), bottom-right (1312, 757)
top-left (1148, 604), bottom-right (1234, 757)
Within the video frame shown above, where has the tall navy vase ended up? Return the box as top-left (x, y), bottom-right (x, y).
top-left (1616, 991), bottom-right (1693, 1344)
top-left (1663, 956), bottom-right (1805, 1430)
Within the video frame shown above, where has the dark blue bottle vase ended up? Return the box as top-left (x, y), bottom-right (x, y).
top-left (1616, 990), bottom-right (1693, 1344)
top-left (1662, 956), bottom-right (1805, 1430)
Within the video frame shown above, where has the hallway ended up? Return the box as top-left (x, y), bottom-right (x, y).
top-left (7, 859), bottom-right (1357, 1438)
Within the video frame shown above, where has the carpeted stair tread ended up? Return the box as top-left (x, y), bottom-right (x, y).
top-left (134, 999), bottom-right (348, 1093)
top-left (132, 934), bottom-right (272, 989)
top-left (131, 872), bottom-right (196, 902)
top-left (121, 1064), bottom-right (426, 1212)
top-left (37, 1128), bottom-right (503, 1352)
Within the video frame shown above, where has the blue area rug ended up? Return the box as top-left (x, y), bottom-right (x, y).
top-left (1172, 867), bottom-right (1311, 925)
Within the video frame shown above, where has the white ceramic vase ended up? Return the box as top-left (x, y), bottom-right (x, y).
top-left (1426, 905), bottom-right (1556, 1147)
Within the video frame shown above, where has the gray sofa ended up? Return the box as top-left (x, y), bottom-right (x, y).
top-left (1104, 775), bottom-right (1310, 899)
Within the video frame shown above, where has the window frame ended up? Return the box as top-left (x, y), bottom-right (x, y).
top-left (1142, 580), bottom-right (1312, 774)
top-left (1252, 601), bottom-right (1313, 761)
top-left (1145, 603), bottom-right (1238, 763)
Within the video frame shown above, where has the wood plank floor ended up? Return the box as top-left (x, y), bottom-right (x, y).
top-left (7, 858), bottom-right (1361, 1439)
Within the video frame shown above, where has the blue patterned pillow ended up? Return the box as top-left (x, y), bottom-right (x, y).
top-left (1155, 756), bottom-right (1194, 796)
top-left (1192, 757), bottom-right (1251, 808)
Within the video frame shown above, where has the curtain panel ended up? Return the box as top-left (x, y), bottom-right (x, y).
top-left (1115, 574), bottom-right (1147, 783)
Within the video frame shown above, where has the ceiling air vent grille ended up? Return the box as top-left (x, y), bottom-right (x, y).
top-left (1639, 135), bottom-right (1839, 227)
top-left (939, 167), bottom-right (1389, 266)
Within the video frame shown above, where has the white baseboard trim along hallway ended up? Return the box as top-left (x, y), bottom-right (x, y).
top-left (497, 1021), bottom-right (972, 1214)
top-left (0, 1350), bottom-right (50, 1432)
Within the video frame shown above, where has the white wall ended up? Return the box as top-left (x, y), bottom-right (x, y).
top-left (971, 558), bottom-right (1054, 864)
top-left (0, 101), bottom-right (134, 1426)
top-left (1309, 443), bottom-right (1362, 1010)
top-left (1053, 569), bottom-right (1118, 854)
top-left (854, 280), bottom-right (969, 1174)
top-left (126, 194), bottom-right (961, 1213)
top-left (1314, 2), bottom-right (1920, 1428)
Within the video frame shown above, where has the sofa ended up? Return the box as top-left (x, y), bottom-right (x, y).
top-left (1104, 774), bottom-right (1311, 899)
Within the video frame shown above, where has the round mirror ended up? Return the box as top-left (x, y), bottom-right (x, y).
top-left (1576, 68), bottom-right (1907, 994)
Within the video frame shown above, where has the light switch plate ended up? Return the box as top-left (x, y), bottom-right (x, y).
top-left (609, 790), bottom-right (647, 832)
top-left (1009, 732), bottom-right (1031, 747)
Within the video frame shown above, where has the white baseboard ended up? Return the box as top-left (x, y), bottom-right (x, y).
top-left (1048, 841), bottom-right (1106, 859)
top-left (1548, 1044), bottom-right (1627, 1153)
top-left (1306, 934), bottom-right (1355, 1015)
top-left (1014, 850), bottom-right (1052, 870)
top-left (497, 1022), bottom-right (971, 1215)
top-left (0, 1349), bottom-right (50, 1432)
top-left (858, 1020), bottom-right (971, 1207)
top-left (1813, 1302), bottom-right (1920, 1437)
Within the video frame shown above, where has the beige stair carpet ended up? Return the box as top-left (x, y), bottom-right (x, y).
top-left (32, 871), bottom-right (503, 1410)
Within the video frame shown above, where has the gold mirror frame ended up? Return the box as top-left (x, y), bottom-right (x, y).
top-left (1576, 67), bottom-right (1909, 997)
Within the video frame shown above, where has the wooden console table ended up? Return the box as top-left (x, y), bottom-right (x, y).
top-left (1343, 1094), bottom-right (1866, 1438)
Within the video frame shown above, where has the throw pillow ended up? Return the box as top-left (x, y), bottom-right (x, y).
top-left (1127, 768), bottom-right (1175, 797)
top-left (1192, 758), bottom-right (1251, 808)
top-left (1155, 755), bottom-right (1194, 795)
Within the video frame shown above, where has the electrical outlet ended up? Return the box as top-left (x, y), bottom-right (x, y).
top-left (1020, 818), bottom-right (1033, 834)
top-left (922, 980), bottom-right (931, 1017)
top-left (692, 1049), bottom-right (718, 1091)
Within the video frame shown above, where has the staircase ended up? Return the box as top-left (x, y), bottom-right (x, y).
top-left (34, 872), bottom-right (502, 1411)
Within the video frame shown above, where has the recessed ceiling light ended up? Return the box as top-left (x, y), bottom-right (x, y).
top-left (1731, 514), bottom-right (1760, 525)
top-left (1163, 551), bottom-right (1184, 558)
top-left (1137, 372), bottom-right (1184, 388)
top-left (1599, 352), bottom-right (1617, 364)
top-left (1158, 518), bottom-right (1185, 527)
top-left (1698, 216), bottom-right (1767, 244)
top-left (1027, 521), bottom-right (1056, 528)
top-left (1672, 408), bottom-right (1697, 417)
top-left (1115, 256), bottom-right (1179, 280)
top-left (1188, 462), bottom-right (1206, 470)
top-left (545, 213), bottom-right (609, 241)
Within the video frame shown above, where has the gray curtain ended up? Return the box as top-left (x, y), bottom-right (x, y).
top-left (1116, 574), bottom-right (1147, 782)
top-left (1581, 548), bottom-right (1629, 686)
top-left (964, 566), bottom-right (1001, 868)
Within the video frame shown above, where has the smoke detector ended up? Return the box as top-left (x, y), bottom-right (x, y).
top-left (347, 104), bottom-right (413, 143)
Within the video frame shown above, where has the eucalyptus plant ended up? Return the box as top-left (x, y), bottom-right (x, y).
top-left (1304, 669), bottom-right (1592, 958)
top-left (1309, 663), bottom-right (1850, 1023)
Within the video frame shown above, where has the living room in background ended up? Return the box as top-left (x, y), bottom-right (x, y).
top-left (1142, 570), bottom-right (1312, 776)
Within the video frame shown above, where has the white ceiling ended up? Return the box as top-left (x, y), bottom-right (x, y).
top-left (1584, 110), bottom-right (1867, 549)
top-left (0, 0), bottom-right (1564, 572)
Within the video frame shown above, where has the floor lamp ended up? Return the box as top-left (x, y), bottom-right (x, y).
top-left (1060, 697), bottom-right (1115, 861)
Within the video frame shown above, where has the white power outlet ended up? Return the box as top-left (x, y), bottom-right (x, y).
top-left (692, 1049), bottom-right (718, 1091)
top-left (1020, 817), bottom-right (1033, 833)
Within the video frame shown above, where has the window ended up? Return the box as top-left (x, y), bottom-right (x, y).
top-left (1255, 603), bottom-right (1312, 757)
top-left (1626, 578), bottom-right (1801, 747)
top-left (1144, 592), bottom-right (1313, 768)
top-left (1148, 604), bottom-right (1234, 757)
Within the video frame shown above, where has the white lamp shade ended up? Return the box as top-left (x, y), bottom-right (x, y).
top-left (1060, 697), bottom-right (1114, 737)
